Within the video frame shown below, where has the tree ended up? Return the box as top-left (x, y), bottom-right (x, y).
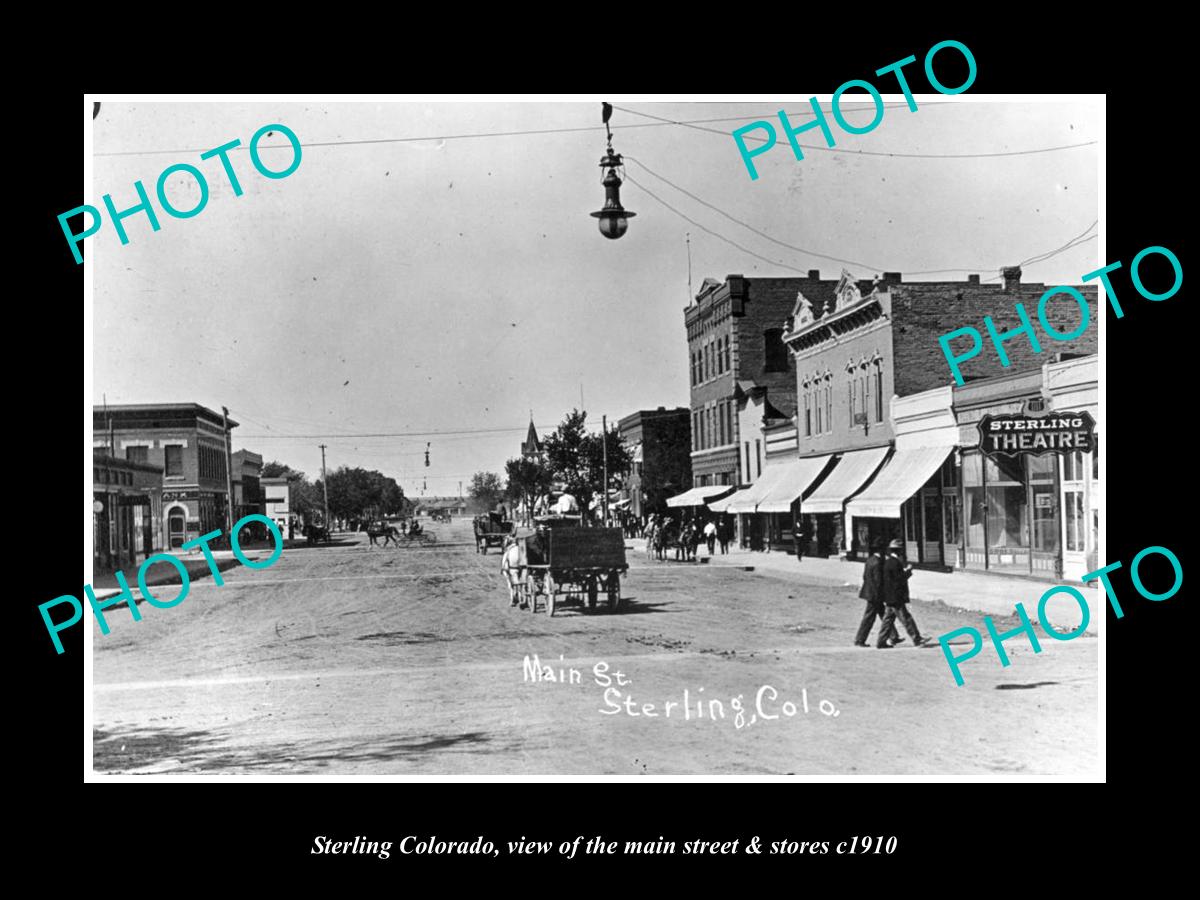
top-left (262, 460), bottom-right (320, 524)
top-left (319, 466), bottom-right (407, 527)
top-left (468, 471), bottom-right (506, 513)
top-left (542, 409), bottom-right (633, 523)
top-left (505, 456), bottom-right (553, 524)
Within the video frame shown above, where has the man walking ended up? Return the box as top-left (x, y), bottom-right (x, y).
top-left (853, 540), bottom-right (898, 647)
top-left (876, 539), bottom-right (929, 649)
top-left (704, 519), bottom-right (717, 556)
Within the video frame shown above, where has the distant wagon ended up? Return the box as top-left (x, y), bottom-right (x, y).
top-left (473, 511), bottom-right (514, 554)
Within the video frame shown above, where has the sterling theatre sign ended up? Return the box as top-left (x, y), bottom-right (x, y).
top-left (978, 412), bottom-right (1097, 456)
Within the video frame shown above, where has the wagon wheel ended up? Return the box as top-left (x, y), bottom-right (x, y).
top-left (607, 572), bottom-right (621, 612)
top-left (525, 573), bottom-right (537, 613)
top-left (587, 576), bottom-right (598, 611)
top-left (546, 572), bottom-right (556, 617)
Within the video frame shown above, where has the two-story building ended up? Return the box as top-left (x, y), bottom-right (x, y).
top-left (93, 403), bottom-right (237, 548)
top-left (232, 449), bottom-right (263, 522)
top-left (261, 475), bottom-right (294, 538)
top-left (93, 455), bottom-right (164, 573)
top-left (617, 407), bottom-right (691, 522)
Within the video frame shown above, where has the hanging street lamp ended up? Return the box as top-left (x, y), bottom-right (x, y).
top-left (590, 102), bottom-right (636, 240)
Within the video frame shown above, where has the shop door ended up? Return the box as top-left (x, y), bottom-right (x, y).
top-left (1028, 454), bottom-right (1060, 577)
top-left (921, 488), bottom-right (943, 565)
top-left (816, 514), bottom-right (835, 557)
top-left (168, 508), bottom-right (187, 549)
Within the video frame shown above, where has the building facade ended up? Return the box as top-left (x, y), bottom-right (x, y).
top-left (231, 449), bottom-right (263, 522)
top-left (785, 267), bottom-right (1098, 562)
top-left (93, 456), bottom-right (164, 572)
top-left (685, 272), bottom-right (844, 488)
top-left (262, 475), bottom-right (294, 538)
top-left (93, 403), bottom-right (237, 548)
top-left (617, 407), bottom-right (691, 521)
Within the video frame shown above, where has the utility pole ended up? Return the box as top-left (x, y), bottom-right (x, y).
top-left (103, 393), bottom-right (114, 455)
top-left (221, 406), bottom-right (235, 535)
top-left (319, 443), bottom-right (331, 529)
top-left (686, 232), bottom-right (692, 304)
top-left (602, 414), bottom-right (609, 528)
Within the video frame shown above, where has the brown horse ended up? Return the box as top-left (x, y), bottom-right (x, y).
top-left (366, 524), bottom-right (400, 547)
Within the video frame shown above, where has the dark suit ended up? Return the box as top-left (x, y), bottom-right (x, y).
top-left (854, 554), bottom-right (896, 645)
top-left (876, 553), bottom-right (922, 647)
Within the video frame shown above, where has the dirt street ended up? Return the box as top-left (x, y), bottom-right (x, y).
top-left (93, 520), bottom-right (1098, 776)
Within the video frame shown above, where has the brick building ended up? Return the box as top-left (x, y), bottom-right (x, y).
top-left (232, 449), bottom-right (263, 521)
top-left (93, 455), bottom-right (164, 572)
top-left (685, 272), bottom-right (845, 490)
top-left (93, 403), bottom-right (237, 548)
top-left (617, 406), bottom-right (691, 521)
top-left (782, 266), bottom-right (1097, 565)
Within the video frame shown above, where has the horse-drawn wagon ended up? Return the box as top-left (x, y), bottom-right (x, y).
top-left (501, 520), bottom-right (628, 616)
top-left (473, 512), bottom-right (514, 554)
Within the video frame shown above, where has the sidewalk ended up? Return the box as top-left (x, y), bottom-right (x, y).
top-left (91, 547), bottom-right (275, 600)
top-left (627, 539), bottom-right (1099, 634)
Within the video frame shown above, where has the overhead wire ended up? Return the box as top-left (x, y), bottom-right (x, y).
top-left (613, 104), bottom-right (1099, 159)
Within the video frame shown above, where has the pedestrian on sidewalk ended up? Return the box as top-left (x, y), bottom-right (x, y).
top-left (853, 539), bottom-right (899, 647)
top-left (717, 518), bottom-right (731, 554)
top-left (704, 520), bottom-right (717, 556)
top-left (876, 539), bottom-right (929, 649)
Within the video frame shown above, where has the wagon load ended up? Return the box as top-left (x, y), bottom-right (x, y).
top-left (501, 525), bottom-right (628, 617)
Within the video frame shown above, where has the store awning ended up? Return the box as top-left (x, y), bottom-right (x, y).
top-left (757, 456), bottom-right (833, 513)
top-left (726, 465), bottom-right (790, 514)
top-left (846, 446), bottom-right (953, 519)
top-left (707, 487), bottom-right (748, 514)
top-left (665, 485), bottom-right (734, 508)
top-left (803, 446), bottom-right (890, 514)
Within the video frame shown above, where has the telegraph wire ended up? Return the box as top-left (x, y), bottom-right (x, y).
top-left (625, 170), bottom-right (1098, 284)
top-left (613, 104), bottom-right (1099, 158)
top-left (95, 106), bottom-right (1099, 159)
top-left (626, 155), bottom-right (886, 272)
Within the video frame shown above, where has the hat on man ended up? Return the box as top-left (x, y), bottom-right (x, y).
top-left (870, 538), bottom-right (886, 553)
top-left (887, 538), bottom-right (904, 551)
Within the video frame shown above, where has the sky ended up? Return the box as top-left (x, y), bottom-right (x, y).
top-left (90, 97), bottom-right (1100, 498)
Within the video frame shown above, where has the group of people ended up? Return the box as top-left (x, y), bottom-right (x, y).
top-left (641, 514), bottom-right (734, 562)
top-left (854, 538), bottom-right (929, 649)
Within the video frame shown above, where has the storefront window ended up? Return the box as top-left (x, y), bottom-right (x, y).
top-left (1028, 454), bottom-right (1057, 554)
top-left (942, 494), bottom-right (961, 547)
top-left (1062, 450), bottom-right (1084, 483)
top-left (922, 491), bottom-right (941, 543)
top-left (903, 496), bottom-right (919, 544)
top-left (1065, 490), bottom-right (1086, 552)
top-left (964, 452), bottom-right (986, 550)
top-left (985, 454), bottom-right (1029, 559)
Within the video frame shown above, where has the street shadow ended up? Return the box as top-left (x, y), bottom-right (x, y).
top-left (612, 599), bottom-right (674, 615)
top-left (95, 725), bottom-right (495, 772)
top-left (994, 682), bottom-right (1061, 690)
top-left (355, 631), bottom-right (446, 645)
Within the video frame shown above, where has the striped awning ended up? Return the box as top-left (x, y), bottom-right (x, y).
top-left (756, 456), bottom-right (832, 513)
top-left (846, 445), bottom-right (953, 519)
top-left (665, 485), bottom-right (734, 508)
top-left (706, 488), bottom-right (748, 514)
top-left (726, 465), bottom-right (790, 514)
top-left (803, 447), bottom-right (890, 514)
